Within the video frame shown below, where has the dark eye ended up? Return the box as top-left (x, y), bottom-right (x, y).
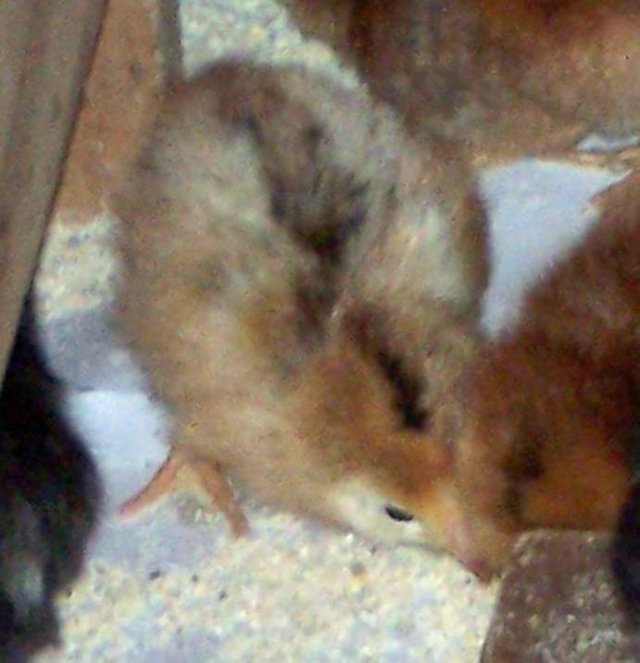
top-left (384, 505), bottom-right (414, 522)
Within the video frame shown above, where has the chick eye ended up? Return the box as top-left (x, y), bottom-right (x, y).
top-left (384, 505), bottom-right (414, 522)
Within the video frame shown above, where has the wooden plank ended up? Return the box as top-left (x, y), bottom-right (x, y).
top-left (481, 532), bottom-right (639, 662)
top-left (0, 0), bottom-right (107, 378)
top-left (0, 1), bottom-right (37, 166)
top-left (54, 0), bottom-right (183, 222)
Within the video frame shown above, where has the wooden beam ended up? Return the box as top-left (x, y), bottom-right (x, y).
top-left (54, 0), bottom-right (183, 223)
top-left (0, 0), bottom-right (107, 378)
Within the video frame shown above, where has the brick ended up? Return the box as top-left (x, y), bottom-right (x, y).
top-left (482, 531), bottom-right (640, 663)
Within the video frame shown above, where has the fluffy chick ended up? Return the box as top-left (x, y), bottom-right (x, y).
top-left (452, 172), bottom-right (640, 575)
top-left (112, 59), bottom-right (488, 570)
top-left (280, 0), bottom-right (640, 165)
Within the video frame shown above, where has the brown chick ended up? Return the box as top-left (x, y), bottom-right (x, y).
top-left (279, 0), bottom-right (640, 167)
top-left (474, 0), bottom-right (640, 136)
top-left (452, 172), bottom-right (640, 575)
top-left (111, 59), bottom-right (489, 570)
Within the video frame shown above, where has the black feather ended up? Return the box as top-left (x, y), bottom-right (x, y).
top-left (0, 300), bottom-right (102, 661)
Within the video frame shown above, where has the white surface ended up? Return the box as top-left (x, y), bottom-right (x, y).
top-left (479, 160), bottom-right (623, 335)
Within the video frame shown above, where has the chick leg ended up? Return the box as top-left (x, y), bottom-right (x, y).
top-left (119, 449), bottom-right (249, 536)
top-left (191, 458), bottom-right (250, 537)
top-left (119, 449), bottom-right (183, 516)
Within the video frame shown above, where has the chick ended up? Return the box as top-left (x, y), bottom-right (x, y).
top-left (280, 0), bottom-right (640, 166)
top-left (474, 0), bottom-right (640, 136)
top-left (112, 59), bottom-right (489, 571)
top-left (0, 299), bottom-right (102, 662)
top-left (612, 436), bottom-right (640, 627)
top-left (450, 172), bottom-right (640, 576)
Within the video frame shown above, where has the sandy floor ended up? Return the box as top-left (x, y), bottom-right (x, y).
top-left (31, 1), bottom-right (628, 661)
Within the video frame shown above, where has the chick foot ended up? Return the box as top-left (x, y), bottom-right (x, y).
top-left (119, 449), bottom-right (249, 537)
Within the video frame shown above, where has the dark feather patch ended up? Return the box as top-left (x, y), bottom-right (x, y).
top-left (293, 273), bottom-right (337, 347)
top-left (501, 418), bottom-right (546, 483)
top-left (291, 207), bottom-right (365, 266)
top-left (498, 420), bottom-right (546, 523)
top-left (374, 349), bottom-right (429, 430)
top-left (268, 169), bottom-right (367, 267)
top-left (343, 308), bottom-right (430, 431)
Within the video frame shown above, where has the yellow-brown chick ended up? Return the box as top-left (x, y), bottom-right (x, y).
top-left (112, 59), bottom-right (489, 572)
top-left (280, 0), bottom-right (640, 167)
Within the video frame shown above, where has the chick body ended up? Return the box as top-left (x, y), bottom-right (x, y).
top-left (114, 59), bottom-right (488, 567)
top-left (453, 173), bottom-right (640, 574)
